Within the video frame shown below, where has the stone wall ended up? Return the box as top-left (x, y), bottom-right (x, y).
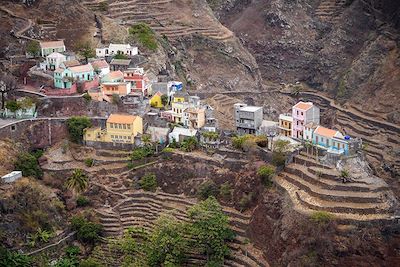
top-left (0, 118), bottom-right (105, 149)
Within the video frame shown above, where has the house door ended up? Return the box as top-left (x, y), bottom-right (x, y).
top-left (316, 136), bottom-right (318, 144)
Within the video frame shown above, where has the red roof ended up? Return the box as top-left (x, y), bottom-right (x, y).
top-left (90, 60), bottom-right (109, 69)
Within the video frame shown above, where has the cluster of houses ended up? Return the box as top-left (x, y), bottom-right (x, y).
top-left (234, 101), bottom-right (356, 156)
top-left (35, 40), bottom-right (357, 157)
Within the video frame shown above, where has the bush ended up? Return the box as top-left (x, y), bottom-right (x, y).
top-left (82, 93), bottom-right (92, 102)
top-left (272, 151), bottom-right (287, 168)
top-left (340, 169), bottom-right (350, 179)
top-left (111, 94), bottom-right (121, 105)
top-left (5, 100), bottom-right (21, 112)
top-left (0, 246), bottom-right (32, 267)
top-left (257, 165), bottom-right (275, 187)
top-left (14, 152), bottom-right (43, 178)
top-left (26, 40), bottom-right (40, 57)
top-left (180, 136), bottom-right (198, 152)
top-left (219, 182), bottom-right (232, 200)
top-left (139, 173), bottom-right (157, 192)
top-left (79, 258), bottom-right (101, 267)
top-left (70, 215), bottom-right (102, 244)
top-left (114, 53), bottom-right (128, 59)
top-left (197, 180), bottom-right (218, 200)
top-left (66, 116), bottom-right (92, 143)
top-left (310, 211), bottom-right (334, 225)
top-left (84, 158), bottom-right (94, 167)
top-left (76, 196), bottom-right (90, 207)
top-left (130, 146), bottom-right (154, 160)
top-left (129, 23), bottom-right (158, 51)
top-left (162, 147), bottom-right (174, 153)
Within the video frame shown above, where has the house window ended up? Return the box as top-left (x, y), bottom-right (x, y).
top-left (128, 136), bottom-right (131, 140)
top-left (123, 124), bottom-right (126, 129)
top-left (11, 125), bottom-right (16, 131)
top-left (301, 112), bottom-right (303, 116)
top-left (119, 135), bottom-right (123, 139)
top-left (111, 135), bottom-right (114, 138)
top-left (119, 124), bottom-right (122, 129)
top-left (127, 124), bottom-right (131, 129)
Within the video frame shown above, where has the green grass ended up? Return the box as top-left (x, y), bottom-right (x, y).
top-left (310, 211), bottom-right (334, 225)
top-left (129, 23), bottom-right (158, 51)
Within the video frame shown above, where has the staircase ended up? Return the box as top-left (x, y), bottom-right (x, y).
top-left (94, 190), bottom-right (269, 266)
top-left (315, 0), bottom-right (348, 24)
top-left (275, 152), bottom-right (397, 221)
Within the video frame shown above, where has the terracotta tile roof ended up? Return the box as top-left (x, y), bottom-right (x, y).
top-left (40, 40), bottom-right (65, 49)
top-left (294, 101), bottom-right (313, 111)
top-left (104, 70), bottom-right (123, 80)
top-left (63, 60), bottom-right (81, 68)
top-left (69, 64), bottom-right (93, 73)
top-left (54, 68), bottom-right (64, 73)
top-left (90, 60), bottom-right (109, 69)
top-left (154, 91), bottom-right (163, 96)
top-left (107, 114), bottom-right (138, 124)
top-left (314, 126), bottom-right (338, 139)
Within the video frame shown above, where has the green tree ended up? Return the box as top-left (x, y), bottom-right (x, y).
top-left (26, 40), bottom-right (40, 57)
top-left (66, 116), bottom-right (92, 143)
top-left (114, 53), bottom-right (128, 59)
top-left (5, 100), bottom-right (21, 112)
top-left (70, 215), bottom-right (102, 244)
top-left (146, 216), bottom-right (189, 266)
top-left (65, 169), bottom-right (89, 194)
top-left (198, 180), bottom-right (218, 200)
top-left (161, 94), bottom-right (169, 106)
top-left (187, 197), bottom-right (234, 266)
top-left (257, 165), bottom-right (275, 187)
top-left (141, 134), bottom-right (152, 146)
top-left (129, 23), bottom-right (158, 51)
top-left (272, 140), bottom-right (290, 167)
top-left (139, 173), bottom-right (157, 192)
top-left (75, 41), bottom-right (95, 64)
top-left (180, 136), bottom-right (198, 152)
top-left (14, 152), bottom-right (43, 178)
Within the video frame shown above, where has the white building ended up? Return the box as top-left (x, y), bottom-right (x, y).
top-left (90, 59), bottom-right (110, 77)
top-left (169, 127), bottom-right (198, 143)
top-left (40, 52), bottom-right (66, 71)
top-left (1, 171), bottom-right (23, 183)
top-left (96, 44), bottom-right (138, 58)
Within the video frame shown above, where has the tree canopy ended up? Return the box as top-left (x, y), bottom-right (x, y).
top-left (66, 116), bottom-right (92, 143)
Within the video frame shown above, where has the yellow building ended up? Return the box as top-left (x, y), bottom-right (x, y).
top-left (84, 114), bottom-right (143, 144)
top-left (150, 92), bottom-right (163, 108)
top-left (171, 101), bottom-right (189, 124)
top-left (278, 114), bottom-right (293, 137)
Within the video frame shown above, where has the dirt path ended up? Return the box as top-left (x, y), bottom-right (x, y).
top-left (0, 6), bottom-right (38, 41)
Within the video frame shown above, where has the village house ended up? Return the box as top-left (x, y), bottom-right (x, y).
top-left (123, 68), bottom-right (150, 96)
top-left (39, 40), bottom-right (66, 57)
top-left (312, 125), bottom-right (350, 155)
top-left (40, 52), bottom-right (65, 71)
top-left (291, 101), bottom-right (320, 139)
top-left (168, 127), bottom-right (198, 143)
top-left (150, 92), bottom-right (164, 108)
top-left (110, 59), bottom-right (131, 71)
top-left (234, 103), bottom-right (263, 135)
top-left (101, 82), bottom-right (132, 98)
top-left (146, 126), bottom-right (170, 145)
top-left (96, 44), bottom-right (138, 58)
top-left (84, 114), bottom-right (143, 146)
top-left (60, 59), bottom-right (80, 69)
top-left (101, 70), bottom-right (124, 83)
top-left (150, 81), bottom-right (180, 105)
top-left (90, 59), bottom-right (110, 77)
top-left (278, 114), bottom-right (293, 137)
top-left (54, 63), bottom-right (95, 89)
top-left (183, 107), bottom-right (206, 129)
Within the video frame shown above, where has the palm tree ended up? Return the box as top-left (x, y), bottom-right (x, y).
top-left (141, 134), bottom-right (152, 146)
top-left (65, 169), bottom-right (89, 194)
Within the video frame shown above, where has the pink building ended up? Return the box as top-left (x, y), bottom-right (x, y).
top-left (292, 101), bottom-right (320, 139)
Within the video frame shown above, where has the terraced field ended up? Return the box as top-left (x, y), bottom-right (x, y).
top-left (315, 0), bottom-right (348, 24)
top-left (82, 0), bottom-right (233, 41)
top-left (275, 152), bottom-right (397, 221)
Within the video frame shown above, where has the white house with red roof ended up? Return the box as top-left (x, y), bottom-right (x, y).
top-left (291, 101), bottom-right (320, 139)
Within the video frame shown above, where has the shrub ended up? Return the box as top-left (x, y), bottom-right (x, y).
top-left (111, 94), bottom-right (121, 105)
top-left (139, 173), bottom-right (157, 192)
top-left (0, 246), bottom-right (32, 267)
top-left (70, 215), bottom-right (102, 244)
top-left (257, 165), bottom-right (275, 187)
top-left (114, 53), bottom-right (128, 60)
top-left (219, 182), bottom-right (232, 200)
top-left (14, 152), bottom-right (43, 178)
top-left (197, 180), bottom-right (218, 200)
top-left (26, 40), bottom-right (40, 57)
top-left (84, 158), bottom-right (94, 167)
top-left (79, 258), bottom-right (101, 267)
top-left (129, 23), bottom-right (158, 51)
top-left (66, 116), bottom-right (92, 143)
top-left (130, 146), bottom-right (154, 160)
top-left (162, 147), bottom-right (174, 153)
top-left (340, 169), bottom-right (350, 179)
top-left (76, 196), bottom-right (90, 207)
top-left (82, 93), bottom-right (92, 102)
top-left (310, 211), bottom-right (334, 225)
top-left (5, 100), bottom-right (21, 112)
top-left (180, 136), bottom-right (198, 152)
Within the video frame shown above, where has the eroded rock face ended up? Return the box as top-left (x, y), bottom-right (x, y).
top-left (218, 0), bottom-right (400, 113)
